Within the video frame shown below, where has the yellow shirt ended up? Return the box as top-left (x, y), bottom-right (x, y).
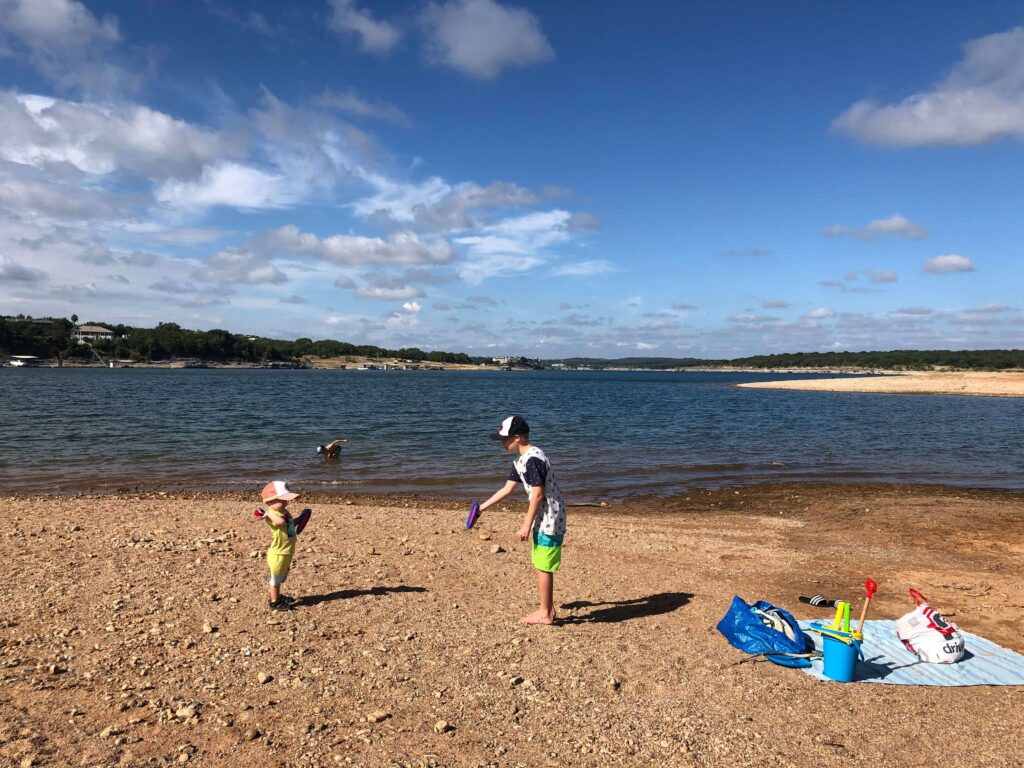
top-left (264, 514), bottom-right (296, 558)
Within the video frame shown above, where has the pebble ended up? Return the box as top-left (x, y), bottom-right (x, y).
top-left (478, 533), bottom-right (491, 541)
top-left (490, 545), bottom-right (505, 554)
top-left (257, 672), bottom-right (272, 684)
top-left (243, 728), bottom-right (261, 741)
top-left (434, 720), bottom-right (454, 734)
top-left (202, 622), bottom-right (215, 634)
top-left (176, 705), bottom-right (196, 720)
top-left (367, 710), bottom-right (390, 723)
top-left (509, 676), bottom-right (524, 687)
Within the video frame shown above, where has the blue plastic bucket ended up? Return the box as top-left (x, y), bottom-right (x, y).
top-left (822, 632), bottom-right (859, 682)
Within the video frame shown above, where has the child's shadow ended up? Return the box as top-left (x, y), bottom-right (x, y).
top-left (295, 585), bottom-right (427, 607)
top-left (558, 592), bottom-right (694, 625)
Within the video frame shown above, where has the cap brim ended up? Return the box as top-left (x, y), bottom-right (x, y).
top-left (490, 432), bottom-right (506, 440)
top-left (276, 492), bottom-right (300, 501)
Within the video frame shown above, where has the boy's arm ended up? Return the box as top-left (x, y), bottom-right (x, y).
top-left (517, 485), bottom-right (544, 542)
top-left (480, 480), bottom-right (517, 512)
top-left (265, 511), bottom-right (288, 527)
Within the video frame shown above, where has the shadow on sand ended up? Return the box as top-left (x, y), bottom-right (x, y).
top-left (295, 585), bottom-right (427, 607)
top-left (558, 592), bottom-right (694, 625)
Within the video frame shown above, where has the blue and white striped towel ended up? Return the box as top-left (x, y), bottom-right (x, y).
top-left (798, 619), bottom-right (1024, 686)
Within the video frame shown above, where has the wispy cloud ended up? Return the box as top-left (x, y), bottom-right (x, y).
top-left (328, 0), bottom-right (402, 54)
top-left (823, 214), bottom-right (927, 240)
top-left (551, 259), bottom-right (614, 277)
top-left (316, 89), bottom-right (410, 125)
top-left (832, 26), bottom-right (1024, 146)
top-left (721, 246), bottom-right (771, 257)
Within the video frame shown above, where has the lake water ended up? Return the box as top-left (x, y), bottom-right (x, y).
top-left (2, 368), bottom-right (1022, 500)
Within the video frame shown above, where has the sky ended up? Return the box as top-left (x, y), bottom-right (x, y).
top-left (0, 1), bottom-right (1022, 358)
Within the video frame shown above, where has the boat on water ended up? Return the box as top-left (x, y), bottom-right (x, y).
top-left (7, 355), bottom-right (40, 367)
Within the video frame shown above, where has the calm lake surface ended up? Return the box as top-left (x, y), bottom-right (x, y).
top-left (2, 368), bottom-right (1022, 499)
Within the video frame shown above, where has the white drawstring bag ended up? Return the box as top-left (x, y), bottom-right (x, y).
top-left (896, 588), bottom-right (965, 664)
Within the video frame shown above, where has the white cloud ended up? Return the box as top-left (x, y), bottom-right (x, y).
top-left (420, 0), bottom-right (554, 79)
top-left (551, 259), bottom-right (614, 277)
top-left (672, 301), bottom-right (698, 311)
top-left (0, 166), bottom-right (120, 220)
top-left (328, 0), bottom-right (402, 54)
top-left (823, 214), bottom-right (927, 240)
top-left (636, 341), bottom-right (656, 350)
top-left (156, 163), bottom-right (293, 210)
top-left (832, 27), bottom-right (1024, 146)
top-left (0, 92), bottom-right (234, 179)
top-left (803, 307), bottom-right (836, 320)
top-left (354, 174), bottom-right (537, 230)
top-left (262, 225), bottom-right (454, 266)
top-left (401, 301), bottom-right (421, 313)
top-left (868, 269), bottom-right (898, 284)
top-left (356, 285), bottom-right (422, 301)
top-left (455, 209), bottom-right (575, 282)
top-left (0, 0), bottom-right (119, 51)
top-left (925, 254), bottom-right (975, 274)
top-left (761, 299), bottom-right (788, 309)
top-left (193, 247), bottom-right (287, 285)
top-left (0, 0), bottom-right (126, 92)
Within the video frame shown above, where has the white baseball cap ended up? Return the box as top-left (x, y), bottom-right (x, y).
top-left (260, 480), bottom-right (300, 502)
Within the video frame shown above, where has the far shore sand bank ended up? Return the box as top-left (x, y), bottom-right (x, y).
top-left (738, 370), bottom-right (1024, 397)
top-left (2, 483), bottom-right (1022, 766)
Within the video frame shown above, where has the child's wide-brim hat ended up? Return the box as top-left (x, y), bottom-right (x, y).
top-left (261, 480), bottom-right (301, 502)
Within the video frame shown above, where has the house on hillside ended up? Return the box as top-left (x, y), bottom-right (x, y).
top-left (71, 325), bottom-right (115, 342)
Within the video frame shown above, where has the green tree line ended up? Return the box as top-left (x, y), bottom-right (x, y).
top-left (557, 349), bottom-right (1024, 371)
top-left (0, 316), bottom-right (473, 365)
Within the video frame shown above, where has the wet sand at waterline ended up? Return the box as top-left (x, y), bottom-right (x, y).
top-left (3, 484), bottom-right (1023, 767)
top-left (737, 370), bottom-right (1024, 397)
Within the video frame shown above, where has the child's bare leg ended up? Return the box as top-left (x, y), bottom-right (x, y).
top-left (269, 584), bottom-right (280, 603)
top-left (521, 571), bottom-right (556, 625)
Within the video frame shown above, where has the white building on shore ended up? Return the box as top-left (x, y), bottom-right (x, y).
top-left (71, 325), bottom-right (115, 342)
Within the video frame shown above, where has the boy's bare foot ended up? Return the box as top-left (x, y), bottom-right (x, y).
top-left (520, 608), bottom-right (556, 625)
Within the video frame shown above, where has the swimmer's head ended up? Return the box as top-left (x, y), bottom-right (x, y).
top-left (316, 445), bottom-right (325, 454)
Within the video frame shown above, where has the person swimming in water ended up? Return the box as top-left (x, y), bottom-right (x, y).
top-left (316, 437), bottom-right (348, 460)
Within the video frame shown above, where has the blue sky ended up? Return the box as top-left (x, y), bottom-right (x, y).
top-left (1, 1), bottom-right (1022, 357)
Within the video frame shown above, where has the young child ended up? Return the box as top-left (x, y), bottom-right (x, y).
top-left (253, 480), bottom-right (311, 611)
top-left (316, 437), bottom-right (348, 460)
top-left (478, 415), bottom-right (566, 626)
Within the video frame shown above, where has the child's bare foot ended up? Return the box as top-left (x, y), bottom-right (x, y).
top-left (520, 608), bottom-right (556, 625)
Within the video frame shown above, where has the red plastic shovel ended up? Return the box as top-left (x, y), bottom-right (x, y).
top-left (856, 578), bottom-right (878, 633)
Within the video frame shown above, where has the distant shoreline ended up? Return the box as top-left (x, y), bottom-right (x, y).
top-left (737, 370), bottom-right (1024, 398)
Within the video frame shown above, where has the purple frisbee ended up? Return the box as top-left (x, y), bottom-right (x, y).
top-left (466, 500), bottom-right (481, 529)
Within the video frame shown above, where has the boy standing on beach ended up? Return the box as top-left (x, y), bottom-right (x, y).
top-left (254, 481), bottom-right (311, 612)
top-left (478, 416), bottom-right (566, 625)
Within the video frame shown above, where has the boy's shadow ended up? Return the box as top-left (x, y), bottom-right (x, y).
top-left (295, 585), bottom-right (427, 607)
top-left (558, 592), bottom-right (693, 625)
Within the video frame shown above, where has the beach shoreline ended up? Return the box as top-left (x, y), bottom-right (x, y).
top-left (3, 482), bottom-right (1022, 766)
top-left (737, 370), bottom-right (1024, 397)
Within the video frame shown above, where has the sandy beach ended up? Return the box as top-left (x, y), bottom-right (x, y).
top-left (3, 484), bottom-right (1023, 767)
top-left (737, 371), bottom-right (1024, 397)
